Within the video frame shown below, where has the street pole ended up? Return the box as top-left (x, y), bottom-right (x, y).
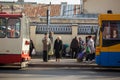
top-left (46, 2), bottom-right (51, 62)
top-left (47, 2), bottom-right (51, 34)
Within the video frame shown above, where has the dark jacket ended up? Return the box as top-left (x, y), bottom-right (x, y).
top-left (70, 38), bottom-right (79, 49)
top-left (54, 39), bottom-right (63, 51)
top-left (29, 39), bottom-right (35, 56)
top-left (54, 39), bottom-right (63, 58)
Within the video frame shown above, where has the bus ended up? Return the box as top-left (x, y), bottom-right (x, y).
top-left (0, 12), bottom-right (30, 68)
top-left (96, 14), bottom-right (120, 67)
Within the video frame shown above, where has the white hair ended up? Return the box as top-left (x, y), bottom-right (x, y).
top-left (57, 36), bottom-right (61, 40)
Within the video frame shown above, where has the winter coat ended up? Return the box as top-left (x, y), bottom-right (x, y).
top-left (87, 38), bottom-right (95, 53)
top-left (42, 37), bottom-right (51, 51)
top-left (70, 38), bottom-right (79, 49)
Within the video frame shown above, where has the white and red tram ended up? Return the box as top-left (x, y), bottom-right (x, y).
top-left (0, 12), bottom-right (30, 67)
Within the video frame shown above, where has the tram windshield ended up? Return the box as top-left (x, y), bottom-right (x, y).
top-left (0, 18), bottom-right (21, 38)
top-left (102, 21), bottom-right (120, 47)
top-left (7, 18), bottom-right (20, 38)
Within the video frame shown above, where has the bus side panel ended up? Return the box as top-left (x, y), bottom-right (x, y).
top-left (95, 55), bottom-right (101, 65)
top-left (100, 52), bottom-right (109, 66)
top-left (0, 54), bottom-right (21, 64)
top-left (97, 52), bottom-right (120, 66)
top-left (109, 52), bottom-right (120, 66)
top-left (0, 54), bottom-right (30, 64)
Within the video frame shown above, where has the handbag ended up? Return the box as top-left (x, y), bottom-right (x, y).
top-left (48, 49), bottom-right (54, 55)
top-left (86, 46), bottom-right (91, 53)
top-left (32, 49), bottom-right (36, 55)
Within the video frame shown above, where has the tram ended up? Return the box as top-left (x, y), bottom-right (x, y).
top-left (0, 12), bottom-right (30, 67)
top-left (96, 14), bottom-right (120, 67)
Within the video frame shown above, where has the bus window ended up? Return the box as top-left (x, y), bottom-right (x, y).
top-left (102, 21), bottom-right (120, 46)
top-left (110, 22), bottom-right (119, 39)
top-left (102, 21), bottom-right (110, 39)
top-left (7, 18), bottom-right (20, 38)
top-left (0, 18), bottom-right (6, 38)
top-left (102, 21), bottom-right (120, 40)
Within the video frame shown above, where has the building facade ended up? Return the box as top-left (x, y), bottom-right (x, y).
top-left (83, 0), bottom-right (120, 14)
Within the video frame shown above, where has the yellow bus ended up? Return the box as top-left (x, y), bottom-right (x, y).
top-left (96, 14), bottom-right (120, 67)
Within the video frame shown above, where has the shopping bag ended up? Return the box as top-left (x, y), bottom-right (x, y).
top-left (48, 49), bottom-right (54, 55)
top-left (77, 52), bottom-right (84, 62)
top-left (86, 46), bottom-right (91, 54)
top-left (32, 49), bottom-right (36, 55)
top-left (77, 52), bottom-right (84, 59)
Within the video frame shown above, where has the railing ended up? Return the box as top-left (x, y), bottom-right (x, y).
top-left (36, 24), bottom-right (72, 34)
top-left (39, 14), bottom-right (98, 19)
top-left (78, 24), bottom-right (98, 34)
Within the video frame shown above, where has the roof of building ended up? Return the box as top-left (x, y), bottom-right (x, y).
top-left (1, 2), bottom-right (81, 17)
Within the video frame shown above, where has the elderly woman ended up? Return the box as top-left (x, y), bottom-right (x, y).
top-left (54, 36), bottom-right (63, 62)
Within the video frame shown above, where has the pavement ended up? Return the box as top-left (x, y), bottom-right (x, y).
top-left (28, 58), bottom-right (99, 68)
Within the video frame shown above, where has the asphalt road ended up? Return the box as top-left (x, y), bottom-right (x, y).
top-left (0, 67), bottom-right (120, 80)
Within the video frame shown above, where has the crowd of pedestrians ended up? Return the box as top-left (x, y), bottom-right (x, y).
top-left (70, 36), bottom-right (95, 63)
top-left (30, 31), bottom-right (96, 63)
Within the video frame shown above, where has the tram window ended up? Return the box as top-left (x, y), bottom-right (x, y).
top-left (102, 21), bottom-right (120, 40)
top-left (7, 18), bottom-right (20, 38)
top-left (102, 21), bottom-right (120, 47)
top-left (0, 18), bottom-right (6, 38)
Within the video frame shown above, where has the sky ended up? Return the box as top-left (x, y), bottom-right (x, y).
top-left (0, 0), bottom-right (81, 4)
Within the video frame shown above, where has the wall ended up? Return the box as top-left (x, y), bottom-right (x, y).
top-left (84, 0), bottom-right (120, 14)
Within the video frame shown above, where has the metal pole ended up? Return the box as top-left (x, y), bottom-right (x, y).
top-left (47, 2), bottom-right (51, 34)
top-left (46, 2), bottom-right (51, 62)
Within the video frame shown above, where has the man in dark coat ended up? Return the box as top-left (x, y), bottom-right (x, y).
top-left (70, 36), bottom-right (79, 58)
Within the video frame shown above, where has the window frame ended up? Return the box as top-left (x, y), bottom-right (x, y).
top-left (7, 18), bottom-right (21, 38)
top-left (0, 18), bottom-right (7, 38)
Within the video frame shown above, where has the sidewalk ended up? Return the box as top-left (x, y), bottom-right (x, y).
top-left (28, 58), bottom-right (98, 68)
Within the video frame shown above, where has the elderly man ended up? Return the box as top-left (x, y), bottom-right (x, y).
top-left (42, 33), bottom-right (51, 62)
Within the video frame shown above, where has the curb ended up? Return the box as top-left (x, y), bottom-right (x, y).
top-left (28, 58), bottom-right (99, 68)
top-left (28, 63), bottom-right (99, 68)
